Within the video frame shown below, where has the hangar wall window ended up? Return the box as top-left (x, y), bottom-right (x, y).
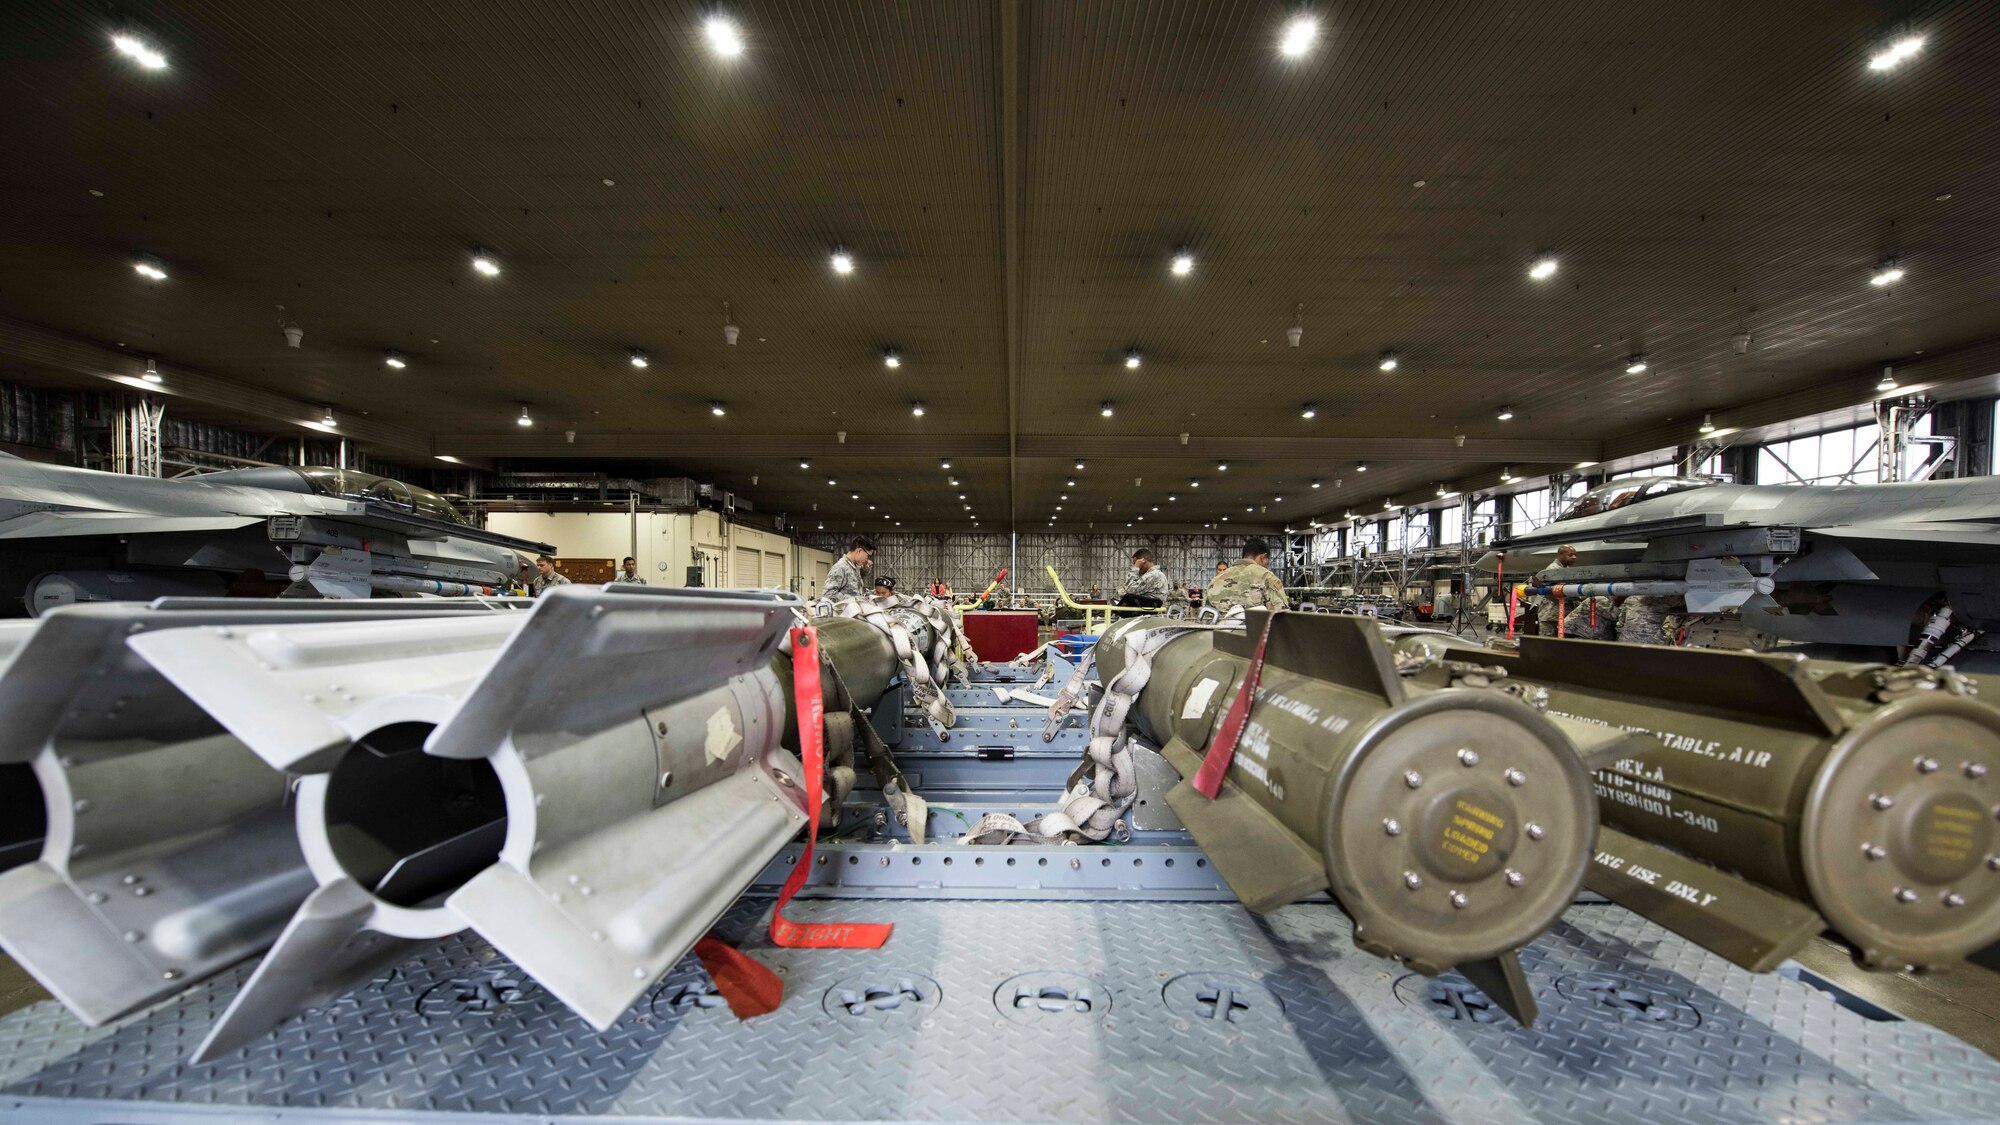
top-left (1353, 521), bottom-right (1381, 555)
top-left (1470, 497), bottom-right (1498, 546)
top-left (1756, 419), bottom-right (1932, 486)
top-left (1382, 516), bottom-right (1405, 552)
top-left (1438, 508), bottom-right (1463, 547)
top-left (1511, 488), bottom-right (1551, 534)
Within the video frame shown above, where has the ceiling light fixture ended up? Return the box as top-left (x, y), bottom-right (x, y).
top-left (1075, 460), bottom-right (1086, 471)
top-left (1100, 401), bottom-right (1115, 417)
top-left (1698, 413), bottom-right (1716, 435)
top-left (1876, 365), bottom-right (1898, 392)
top-left (883, 348), bottom-right (901, 368)
top-left (1378, 351), bottom-right (1399, 372)
top-left (829, 245), bottom-right (854, 275)
top-left (1500, 466), bottom-right (1514, 483)
top-left (704, 14), bottom-right (745, 58)
top-left (111, 33), bottom-right (168, 70)
top-left (471, 249), bottom-right (501, 276)
top-left (1300, 403), bottom-right (1317, 419)
top-left (1280, 13), bottom-right (1318, 57)
top-left (1624, 354), bottom-right (1647, 374)
top-left (517, 406), bottom-right (532, 427)
top-left (799, 460), bottom-right (810, 469)
top-left (142, 358), bottom-right (162, 384)
top-left (1191, 479), bottom-right (1201, 488)
top-left (1288, 303), bottom-right (1304, 347)
top-left (1217, 462), bottom-right (1229, 472)
top-left (132, 256), bottom-right (167, 281)
top-left (1384, 499), bottom-right (1395, 510)
top-left (827, 478), bottom-right (837, 486)
top-left (321, 406), bottom-right (338, 428)
top-left (1168, 494), bottom-right (1177, 501)
top-left (1436, 483), bottom-right (1447, 497)
top-left (1310, 479), bottom-right (1322, 489)
top-left (1124, 348), bottom-right (1142, 369)
top-left (1496, 405), bottom-right (1515, 421)
top-left (851, 493), bottom-right (860, 500)
top-left (1528, 252), bottom-right (1558, 281)
top-left (1869, 259), bottom-right (1905, 287)
top-left (943, 460), bottom-right (953, 470)
top-left (710, 401), bottom-right (727, 416)
top-left (628, 349), bottom-right (648, 369)
top-left (1868, 33), bottom-right (1925, 71)
top-left (1356, 462), bottom-right (1368, 473)
top-left (1171, 249), bottom-right (1194, 276)
top-left (384, 351), bottom-right (408, 369)
top-left (910, 401), bottom-right (925, 416)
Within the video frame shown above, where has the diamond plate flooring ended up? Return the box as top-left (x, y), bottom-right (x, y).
top-left (2, 900), bottom-right (1998, 1124)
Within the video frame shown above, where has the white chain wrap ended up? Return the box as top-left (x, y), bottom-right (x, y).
top-left (828, 594), bottom-right (968, 737)
top-left (965, 623), bottom-right (1206, 845)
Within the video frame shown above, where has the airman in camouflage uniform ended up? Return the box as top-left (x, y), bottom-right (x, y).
top-left (823, 535), bottom-right (877, 601)
top-left (1117, 548), bottom-right (1170, 607)
top-left (1206, 537), bottom-right (1289, 614)
top-left (1531, 544), bottom-right (1579, 637)
top-left (530, 555), bottom-right (571, 597)
top-left (1616, 595), bottom-right (1680, 646)
top-left (1563, 595), bottom-right (1617, 640)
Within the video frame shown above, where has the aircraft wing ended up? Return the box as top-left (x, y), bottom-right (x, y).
top-left (0, 511), bottom-right (265, 539)
top-left (1809, 522), bottom-right (2000, 550)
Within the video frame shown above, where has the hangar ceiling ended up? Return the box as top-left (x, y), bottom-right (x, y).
top-left (1, 0), bottom-right (1997, 533)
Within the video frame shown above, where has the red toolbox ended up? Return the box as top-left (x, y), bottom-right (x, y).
top-left (960, 610), bottom-right (1040, 661)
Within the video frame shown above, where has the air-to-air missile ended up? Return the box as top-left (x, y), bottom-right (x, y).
top-left (0, 586), bottom-right (922, 1061)
top-left (1094, 610), bottom-right (1644, 1024)
top-left (1391, 630), bottom-right (2000, 973)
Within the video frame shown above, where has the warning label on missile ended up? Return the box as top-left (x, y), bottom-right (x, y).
top-left (1440, 798), bottom-right (1504, 866)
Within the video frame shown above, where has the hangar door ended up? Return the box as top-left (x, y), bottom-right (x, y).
top-left (761, 552), bottom-right (785, 590)
top-left (732, 546), bottom-right (762, 588)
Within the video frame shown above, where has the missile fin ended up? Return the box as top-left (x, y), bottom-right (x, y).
top-left (191, 878), bottom-right (419, 1064)
top-left (1165, 771), bottom-right (1327, 913)
top-left (1454, 952), bottom-right (1537, 1027)
top-left (1585, 827), bottom-right (1825, 973)
top-left (448, 756), bottom-right (807, 1030)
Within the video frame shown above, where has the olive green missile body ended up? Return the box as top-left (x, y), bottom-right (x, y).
top-left (1096, 612), bottom-right (1620, 1024)
top-left (1392, 631), bottom-right (2000, 973)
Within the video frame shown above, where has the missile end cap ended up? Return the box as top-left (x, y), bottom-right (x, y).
top-left (1801, 693), bottom-right (2000, 966)
top-left (1322, 688), bottom-right (1596, 969)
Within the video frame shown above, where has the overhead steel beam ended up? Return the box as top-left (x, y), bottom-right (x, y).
top-left (0, 316), bottom-right (436, 463)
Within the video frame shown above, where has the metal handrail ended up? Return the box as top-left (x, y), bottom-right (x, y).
top-left (1044, 565), bottom-right (1161, 632)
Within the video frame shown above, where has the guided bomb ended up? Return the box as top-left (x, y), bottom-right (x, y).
top-left (1393, 631), bottom-right (2000, 972)
top-left (1095, 611), bottom-right (1624, 1024)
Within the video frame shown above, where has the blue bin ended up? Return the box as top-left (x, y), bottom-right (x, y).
top-left (1051, 633), bottom-right (1098, 658)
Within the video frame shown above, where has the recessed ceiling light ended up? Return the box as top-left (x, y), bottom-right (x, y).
top-left (142, 358), bottom-right (162, 384)
top-left (1124, 348), bottom-right (1142, 369)
top-left (910, 401), bottom-right (926, 416)
top-left (1191, 479), bottom-right (1201, 488)
top-left (1300, 403), bottom-right (1317, 419)
top-left (710, 401), bottom-right (727, 416)
top-left (629, 349), bottom-right (648, 368)
top-left (1310, 479), bottom-right (1322, 489)
top-left (827, 478), bottom-right (837, 486)
top-left (1867, 33), bottom-right (1925, 72)
top-left (850, 493), bottom-right (860, 500)
top-left (1279, 13), bottom-right (1318, 57)
top-left (1378, 351), bottom-right (1399, 372)
top-left (1168, 494), bottom-right (1177, 501)
top-left (1869, 260), bottom-right (1905, 287)
top-left (1171, 249), bottom-right (1194, 276)
top-left (1528, 253), bottom-right (1558, 280)
top-left (799, 460), bottom-right (810, 469)
top-left (830, 246), bottom-right (854, 275)
top-left (958, 494), bottom-right (967, 500)
top-left (132, 256), bottom-right (167, 281)
top-left (471, 249), bottom-right (501, 276)
top-left (1217, 462), bottom-right (1228, 472)
top-left (1356, 462), bottom-right (1367, 472)
top-left (516, 406), bottom-right (532, 427)
top-left (111, 33), bottom-right (168, 70)
top-left (1495, 405), bottom-right (1515, 421)
top-left (1624, 354), bottom-right (1647, 374)
top-left (1936, 192), bottom-right (1954, 202)
top-left (385, 351), bottom-right (408, 369)
top-left (949, 477), bottom-right (960, 486)
top-left (942, 460), bottom-right (953, 470)
top-left (704, 15), bottom-right (745, 58)
top-left (868, 504), bottom-right (876, 511)
top-left (1100, 401), bottom-right (1115, 417)
top-left (1075, 460), bottom-right (1086, 471)
top-left (883, 348), bottom-right (901, 368)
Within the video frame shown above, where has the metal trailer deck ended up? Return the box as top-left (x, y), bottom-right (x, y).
top-left (4, 656), bottom-right (1999, 1123)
